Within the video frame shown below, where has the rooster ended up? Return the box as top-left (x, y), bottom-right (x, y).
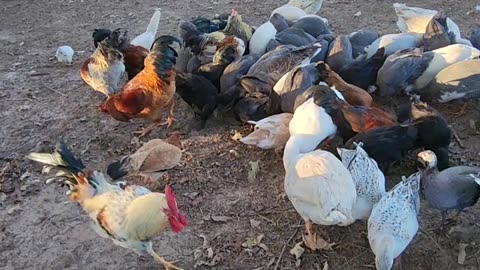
top-left (27, 142), bottom-right (186, 270)
top-left (100, 35), bottom-right (180, 137)
top-left (80, 39), bottom-right (127, 97)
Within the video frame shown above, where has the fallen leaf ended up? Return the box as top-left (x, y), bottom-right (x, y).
top-left (354, 11), bottom-right (362, 16)
top-left (211, 215), bottom-right (232, 222)
top-left (7, 205), bottom-right (22, 215)
top-left (206, 247), bottom-right (214, 259)
top-left (248, 161), bottom-right (260, 182)
top-left (258, 243), bottom-right (268, 251)
top-left (289, 242), bottom-right (305, 260)
top-left (458, 243), bottom-right (468, 265)
top-left (231, 131), bottom-right (242, 141)
top-left (20, 185), bottom-right (29, 191)
top-left (250, 219), bottom-right (261, 230)
top-left (323, 261), bottom-right (329, 270)
top-left (256, 234), bottom-right (264, 243)
top-left (0, 192), bottom-right (7, 202)
top-left (130, 136), bottom-right (140, 146)
top-left (20, 171), bottom-right (31, 181)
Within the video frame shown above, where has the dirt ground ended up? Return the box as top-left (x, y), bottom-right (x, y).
top-left (1, 0), bottom-right (480, 269)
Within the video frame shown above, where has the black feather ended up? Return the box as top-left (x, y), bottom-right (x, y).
top-left (92, 28), bottom-right (112, 48)
top-left (55, 141), bottom-right (85, 174)
top-left (106, 157), bottom-right (130, 180)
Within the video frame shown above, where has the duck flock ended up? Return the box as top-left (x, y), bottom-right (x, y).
top-left (40, 1), bottom-right (480, 269)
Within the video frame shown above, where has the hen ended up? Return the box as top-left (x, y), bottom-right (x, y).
top-left (80, 39), bottom-right (126, 97)
top-left (100, 35), bottom-right (180, 137)
top-left (27, 142), bottom-right (186, 270)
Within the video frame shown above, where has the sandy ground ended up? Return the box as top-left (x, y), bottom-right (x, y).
top-left (1, 0), bottom-right (480, 269)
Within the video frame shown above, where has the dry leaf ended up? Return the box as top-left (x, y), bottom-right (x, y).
top-left (258, 243), bottom-right (268, 251)
top-left (211, 215), bottom-right (232, 222)
top-left (250, 219), bottom-right (261, 230)
top-left (20, 171), bottom-right (31, 181)
top-left (323, 261), bottom-right (329, 270)
top-left (354, 11), bottom-right (362, 16)
top-left (242, 234), bottom-right (264, 249)
top-left (0, 192), bottom-right (7, 202)
top-left (458, 243), bottom-right (468, 265)
top-left (206, 247), bottom-right (214, 259)
top-left (248, 161), bottom-right (260, 182)
top-left (289, 242), bottom-right (305, 260)
top-left (231, 131), bottom-right (242, 141)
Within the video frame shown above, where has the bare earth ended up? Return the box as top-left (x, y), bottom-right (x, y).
top-left (1, 0), bottom-right (480, 269)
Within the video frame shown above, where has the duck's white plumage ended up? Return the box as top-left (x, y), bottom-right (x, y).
top-left (368, 172), bottom-right (421, 270)
top-left (365, 32), bottom-right (422, 58)
top-left (393, 3), bottom-right (471, 46)
top-left (338, 143), bottom-right (386, 220)
top-left (249, 21), bottom-right (277, 55)
top-left (414, 44), bottom-right (480, 89)
top-left (287, 0), bottom-right (324, 14)
top-left (284, 98), bottom-right (357, 227)
top-left (270, 4), bottom-right (307, 23)
top-left (240, 113), bottom-right (293, 150)
top-left (130, 8), bottom-right (162, 50)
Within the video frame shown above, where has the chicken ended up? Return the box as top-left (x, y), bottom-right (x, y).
top-left (104, 28), bottom-right (150, 80)
top-left (56, 46), bottom-right (74, 65)
top-left (302, 85), bottom-right (396, 142)
top-left (100, 35), bottom-right (180, 137)
top-left (107, 135), bottom-right (182, 181)
top-left (130, 8), bottom-right (162, 50)
top-left (191, 14), bottom-right (229, 33)
top-left (27, 142), bottom-right (186, 270)
top-left (179, 10), bottom-right (246, 65)
top-left (80, 39), bottom-right (127, 97)
top-left (315, 61), bottom-right (373, 107)
top-left (175, 72), bottom-right (218, 128)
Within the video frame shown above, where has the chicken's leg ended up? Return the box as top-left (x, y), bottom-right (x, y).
top-left (134, 122), bottom-right (161, 138)
top-left (302, 221), bottom-right (331, 251)
top-left (161, 100), bottom-right (176, 128)
top-left (147, 246), bottom-right (183, 270)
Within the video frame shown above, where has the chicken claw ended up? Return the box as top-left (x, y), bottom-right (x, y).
top-left (160, 115), bottom-right (176, 128)
top-left (302, 222), bottom-right (332, 251)
top-left (134, 123), bottom-right (160, 138)
top-left (148, 247), bottom-right (184, 270)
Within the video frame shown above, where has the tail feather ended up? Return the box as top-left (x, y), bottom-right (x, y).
top-left (145, 8), bottom-right (162, 36)
top-left (106, 157), bottom-right (130, 180)
top-left (27, 142), bottom-right (85, 174)
top-left (148, 35), bottom-right (181, 80)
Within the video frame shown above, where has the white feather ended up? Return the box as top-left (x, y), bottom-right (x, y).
top-left (56, 46), bottom-right (74, 65)
top-left (130, 8), bottom-right (162, 50)
top-left (249, 21), bottom-right (277, 56)
top-left (365, 33), bottom-right (422, 59)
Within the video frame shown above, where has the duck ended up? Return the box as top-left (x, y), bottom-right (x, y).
top-left (338, 142), bottom-right (386, 221)
top-left (299, 84), bottom-right (395, 142)
top-left (368, 172), bottom-right (421, 270)
top-left (338, 47), bottom-right (386, 90)
top-left (349, 29), bottom-right (379, 58)
top-left (326, 35), bottom-right (353, 73)
top-left (398, 98), bottom-right (451, 170)
top-left (377, 44), bottom-right (480, 97)
top-left (220, 54), bottom-right (260, 94)
top-left (417, 150), bottom-right (480, 228)
top-left (364, 32), bottom-right (423, 59)
top-left (471, 25), bottom-right (480, 50)
top-left (290, 15), bottom-right (331, 37)
top-left (106, 135), bottom-right (182, 181)
top-left (315, 61), bottom-right (372, 107)
top-left (240, 113), bottom-right (293, 153)
top-left (270, 4), bottom-right (307, 24)
top-left (273, 63), bottom-right (321, 112)
top-left (233, 90), bottom-right (282, 122)
top-left (420, 59), bottom-right (480, 103)
top-left (422, 11), bottom-right (454, 51)
top-left (274, 27), bottom-right (317, 47)
top-left (284, 97), bottom-right (357, 250)
top-left (241, 43), bottom-right (324, 95)
top-left (287, 0), bottom-right (324, 14)
top-left (249, 13), bottom-right (289, 56)
top-left (392, 3), bottom-right (472, 46)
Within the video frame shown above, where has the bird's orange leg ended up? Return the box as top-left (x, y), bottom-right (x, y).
top-left (160, 100), bottom-right (176, 128)
top-left (134, 123), bottom-right (161, 138)
top-left (147, 246), bottom-right (183, 270)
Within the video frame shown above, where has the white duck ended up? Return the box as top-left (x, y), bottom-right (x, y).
top-left (368, 172), bottom-right (421, 270)
top-left (240, 113), bottom-right (293, 153)
top-left (364, 32), bottom-right (423, 59)
top-left (284, 97), bottom-right (357, 250)
top-left (249, 13), bottom-right (288, 56)
top-left (288, 0), bottom-right (324, 14)
top-left (337, 142), bottom-right (386, 220)
top-left (130, 8), bottom-right (162, 50)
top-left (393, 3), bottom-right (471, 46)
top-left (270, 4), bottom-right (307, 23)
top-left (377, 44), bottom-right (480, 96)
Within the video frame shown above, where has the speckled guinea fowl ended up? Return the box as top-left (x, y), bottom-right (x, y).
top-left (338, 142), bottom-right (386, 220)
top-left (368, 172), bottom-right (421, 270)
top-left (417, 150), bottom-right (480, 228)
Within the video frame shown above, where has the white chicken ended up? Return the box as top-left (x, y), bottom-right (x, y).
top-left (284, 97), bottom-right (357, 250)
top-left (240, 113), bottom-right (293, 153)
top-left (130, 8), bottom-right (162, 50)
top-left (368, 172), bottom-right (421, 270)
top-left (55, 45), bottom-right (74, 65)
top-left (287, 0), bottom-right (324, 14)
top-left (337, 142), bottom-right (386, 220)
top-left (393, 3), bottom-right (472, 46)
top-left (27, 142), bottom-right (186, 270)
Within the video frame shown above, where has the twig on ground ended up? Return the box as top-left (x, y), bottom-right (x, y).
top-left (274, 218), bottom-right (302, 270)
top-left (449, 125), bottom-right (465, 148)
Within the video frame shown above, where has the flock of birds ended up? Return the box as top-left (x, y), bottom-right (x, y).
top-left (29, 0), bottom-right (480, 269)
